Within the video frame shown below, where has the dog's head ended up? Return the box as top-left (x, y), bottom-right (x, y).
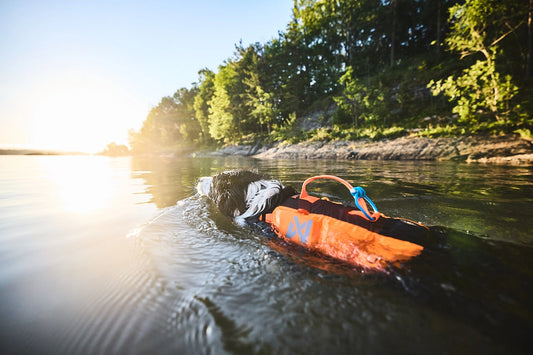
top-left (197, 169), bottom-right (296, 225)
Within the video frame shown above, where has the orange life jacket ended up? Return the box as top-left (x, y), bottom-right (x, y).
top-left (264, 175), bottom-right (427, 270)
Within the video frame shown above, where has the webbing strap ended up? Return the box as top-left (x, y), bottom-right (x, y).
top-left (300, 175), bottom-right (379, 221)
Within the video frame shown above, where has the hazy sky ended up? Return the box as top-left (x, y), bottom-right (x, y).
top-left (0, 0), bottom-right (293, 152)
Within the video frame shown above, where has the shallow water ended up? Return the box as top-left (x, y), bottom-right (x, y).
top-left (0, 155), bottom-right (532, 354)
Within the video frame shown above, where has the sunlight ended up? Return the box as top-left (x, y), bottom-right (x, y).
top-left (42, 156), bottom-right (113, 214)
top-left (29, 71), bottom-right (144, 153)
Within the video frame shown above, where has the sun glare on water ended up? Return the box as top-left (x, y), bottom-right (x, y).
top-left (42, 156), bottom-right (114, 214)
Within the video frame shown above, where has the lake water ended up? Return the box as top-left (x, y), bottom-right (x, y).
top-left (0, 155), bottom-right (532, 354)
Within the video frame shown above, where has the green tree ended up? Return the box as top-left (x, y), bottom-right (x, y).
top-left (129, 87), bottom-right (200, 153)
top-left (428, 0), bottom-right (524, 122)
top-left (173, 86), bottom-right (201, 143)
top-left (232, 43), bottom-right (268, 136)
top-left (208, 64), bottom-right (239, 141)
top-left (208, 43), bottom-right (274, 142)
top-left (237, 44), bottom-right (277, 135)
top-left (334, 66), bottom-right (388, 128)
top-left (261, 34), bottom-right (307, 122)
top-left (193, 68), bottom-right (215, 144)
top-left (101, 142), bottom-right (129, 156)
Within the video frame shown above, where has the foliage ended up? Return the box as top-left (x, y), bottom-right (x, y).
top-left (208, 63), bottom-right (239, 142)
top-left (334, 66), bottom-right (389, 128)
top-left (428, 0), bottom-right (525, 123)
top-left (429, 56), bottom-right (518, 122)
top-left (515, 128), bottom-right (532, 140)
top-left (298, 125), bottom-right (408, 142)
top-left (128, 86), bottom-right (198, 153)
top-left (126, 0), bottom-right (532, 153)
top-left (100, 142), bottom-right (129, 156)
top-left (417, 125), bottom-right (465, 138)
top-left (193, 68), bottom-right (216, 144)
top-left (268, 113), bottom-right (303, 145)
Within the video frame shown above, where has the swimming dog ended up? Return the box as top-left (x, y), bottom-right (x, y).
top-left (197, 170), bottom-right (430, 269)
top-left (197, 170), bottom-right (296, 226)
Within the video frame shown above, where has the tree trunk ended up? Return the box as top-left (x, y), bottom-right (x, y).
top-left (352, 101), bottom-right (358, 128)
top-left (527, 0), bottom-right (533, 78)
top-left (390, 0), bottom-right (397, 67)
top-left (436, 0), bottom-right (442, 56)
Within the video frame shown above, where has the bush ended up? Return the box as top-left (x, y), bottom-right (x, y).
top-left (268, 113), bottom-right (304, 144)
top-left (515, 128), bottom-right (532, 140)
top-left (331, 106), bottom-right (353, 126)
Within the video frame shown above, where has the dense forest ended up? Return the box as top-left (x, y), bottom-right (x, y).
top-left (127, 0), bottom-right (533, 154)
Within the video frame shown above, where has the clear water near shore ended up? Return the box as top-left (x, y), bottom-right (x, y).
top-left (0, 155), bottom-right (532, 354)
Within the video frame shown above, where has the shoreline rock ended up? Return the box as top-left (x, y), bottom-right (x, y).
top-left (200, 135), bottom-right (533, 165)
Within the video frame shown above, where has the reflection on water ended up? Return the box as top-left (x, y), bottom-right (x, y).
top-left (0, 156), bottom-right (154, 354)
top-left (40, 156), bottom-right (115, 213)
top-left (0, 155), bottom-right (532, 354)
top-left (130, 156), bottom-right (202, 208)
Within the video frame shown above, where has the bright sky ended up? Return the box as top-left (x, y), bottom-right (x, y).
top-left (0, 0), bottom-right (293, 153)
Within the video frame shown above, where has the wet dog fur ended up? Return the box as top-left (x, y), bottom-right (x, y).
top-left (197, 170), bottom-right (296, 225)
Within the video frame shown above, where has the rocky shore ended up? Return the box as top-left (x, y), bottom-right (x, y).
top-left (203, 135), bottom-right (533, 164)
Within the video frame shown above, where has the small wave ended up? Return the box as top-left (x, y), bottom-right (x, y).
top-left (52, 194), bottom-right (533, 354)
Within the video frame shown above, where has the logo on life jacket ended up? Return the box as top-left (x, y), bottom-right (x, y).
top-left (286, 216), bottom-right (313, 244)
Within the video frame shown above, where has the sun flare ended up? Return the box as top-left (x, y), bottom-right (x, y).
top-left (28, 71), bottom-right (144, 153)
top-left (42, 156), bottom-right (114, 214)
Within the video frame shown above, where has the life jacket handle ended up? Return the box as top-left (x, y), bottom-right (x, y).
top-left (300, 175), bottom-right (379, 221)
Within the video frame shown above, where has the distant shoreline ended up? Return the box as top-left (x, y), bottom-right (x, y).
top-left (0, 149), bottom-right (89, 156)
top-left (5, 134), bottom-right (532, 165)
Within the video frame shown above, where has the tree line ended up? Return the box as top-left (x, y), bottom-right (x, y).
top-left (128, 0), bottom-right (533, 153)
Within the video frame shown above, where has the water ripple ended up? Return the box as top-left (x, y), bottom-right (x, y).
top-left (50, 194), bottom-right (531, 354)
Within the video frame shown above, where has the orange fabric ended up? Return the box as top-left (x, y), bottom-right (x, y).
top-left (266, 205), bottom-right (423, 270)
top-left (300, 175), bottom-right (355, 199)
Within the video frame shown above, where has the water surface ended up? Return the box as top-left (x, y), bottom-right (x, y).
top-left (0, 155), bottom-right (531, 354)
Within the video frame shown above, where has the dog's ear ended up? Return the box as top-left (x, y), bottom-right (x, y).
top-left (209, 177), bottom-right (247, 218)
top-left (263, 185), bottom-right (298, 214)
top-left (209, 170), bottom-right (263, 218)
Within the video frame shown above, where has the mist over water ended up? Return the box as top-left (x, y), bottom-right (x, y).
top-left (0, 155), bottom-right (531, 354)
